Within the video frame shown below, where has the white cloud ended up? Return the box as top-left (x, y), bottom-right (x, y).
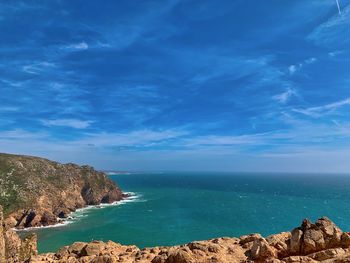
top-left (62, 41), bottom-right (89, 50)
top-left (288, 65), bottom-right (297, 74)
top-left (305, 57), bottom-right (317, 64)
top-left (22, 61), bottom-right (56, 74)
top-left (308, 4), bottom-right (350, 46)
top-left (41, 119), bottom-right (93, 129)
top-left (293, 98), bottom-right (350, 117)
top-left (77, 129), bottom-right (188, 147)
top-left (328, 50), bottom-right (343, 57)
top-left (273, 88), bottom-right (297, 103)
top-left (288, 57), bottom-right (317, 75)
top-left (2, 121), bottom-right (350, 172)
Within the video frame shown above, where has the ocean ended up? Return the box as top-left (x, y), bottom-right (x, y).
top-left (25, 172), bottom-right (350, 253)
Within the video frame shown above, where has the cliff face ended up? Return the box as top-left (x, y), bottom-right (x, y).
top-left (0, 205), bottom-right (37, 263)
top-left (31, 217), bottom-right (350, 263)
top-left (0, 153), bottom-right (123, 228)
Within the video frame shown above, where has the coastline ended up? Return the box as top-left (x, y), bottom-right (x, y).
top-left (30, 216), bottom-right (350, 262)
top-left (15, 192), bottom-right (139, 232)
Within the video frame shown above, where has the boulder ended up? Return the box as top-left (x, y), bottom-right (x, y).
top-left (289, 229), bottom-right (303, 254)
top-left (239, 234), bottom-right (262, 245)
top-left (267, 232), bottom-right (291, 257)
top-left (82, 241), bottom-right (106, 256)
top-left (164, 250), bottom-right (194, 263)
top-left (68, 242), bottom-right (87, 255)
top-left (315, 217), bottom-right (342, 247)
top-left (307, 248), bottom-right (346, 261)
top-left (251, 237), bottom-right (277, 260)
top-left (302, 228), bottom-right (325, 254)
top-left (341, 232), bottom-right (350, 247)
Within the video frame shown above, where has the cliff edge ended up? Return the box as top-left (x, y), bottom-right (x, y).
top-left (0, 153), bottom-right (124, 229)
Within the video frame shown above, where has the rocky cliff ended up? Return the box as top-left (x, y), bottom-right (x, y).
top-left (1, 205), bottom-right (38, 263)
top-left (0, 153), bottom-right (124, 228)
top-left (29, 217), bottom-right (350, 263)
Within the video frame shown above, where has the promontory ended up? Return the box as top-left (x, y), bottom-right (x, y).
top-left (0, 153), bottom-right (124, 229)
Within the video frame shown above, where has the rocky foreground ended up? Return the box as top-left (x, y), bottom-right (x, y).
top-left (3, 204), bottom-right (350, 263)
top-left (0, 153), bottom-right (124, 229)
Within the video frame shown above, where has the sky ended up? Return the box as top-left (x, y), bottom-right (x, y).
top-left (1, 0), bottom-right (350, 172)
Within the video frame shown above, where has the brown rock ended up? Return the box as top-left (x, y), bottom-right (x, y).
top-left (20, 233), bottom-right (38, 261)
top-left (315, 217), bottom-right (342, 247)
top-left (282, 256), bottom-right (317, 263)
top-left (239, 234), bottom-right (262, 245)
top-left (302, 228), bottom-right (325, 254)
top-left (342, 232), bottom-right (350, 248)
top-left (4, 217), bottom-right (17, 229)
top-left (251, 237), bottom-right (277, 260)
top-left (68, 242), bottom-right (87, 255)
top-left (164, 249), bottom-right (194, 263)
top-left (4, 228), bottom-right (22, 262)
top-left (82, 241), bottom-right (106, 256)
top-left (188, 241), bottom-right (207, 252)
top-left (307, 248), bottom-right (345, 261)
top-left (267, 232), bottom-right (291, 257)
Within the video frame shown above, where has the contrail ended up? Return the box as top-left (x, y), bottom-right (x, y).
top-left (335, 0), bottom-right (341, 14)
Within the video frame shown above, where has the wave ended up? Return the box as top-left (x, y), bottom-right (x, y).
top-left (16, 192), bottom-right (142, 232)
top-left (106, 172), bottom-right (132, 175)
top-left (15, 219), bottom-right (73, 232)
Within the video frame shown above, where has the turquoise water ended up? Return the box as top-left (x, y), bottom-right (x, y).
top-left (26, 172), bottom-right (350, 253)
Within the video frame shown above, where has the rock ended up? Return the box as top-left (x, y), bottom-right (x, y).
top-left (164, 250), bottom-right (194, 263)
top-left (68, 242), bottom-right (87, 255)
top-left (20, 233), bottom-right (38, 261)
top-left (342, 232), bottom-right (350, 247)
top-left (239, 234), bottom-right (262, 245)
top-left (82, 241), bottom-right (106, 256)
top-left (307, 248), bottom-right (345, 261)
top-left (55, 246), bottom-right (70, 258)
top-left (4, 217), bottom-right (17, 229)
top-left (4, 228), bottom-right (22, 262)
top-left (188, 242), bottom-right (207, 252)
top-left (267, 232), bottom-right (291, 257)
top-left (302, 228), bottom-right (325, 254)
top-left (290, 229), bottom-right (303, 254)
top-left (282, 256), bottom-right (317, 263)
top-left (315, 217), bottom-right (342, 247)
top-left (251, 237), bottom-right (277, 260)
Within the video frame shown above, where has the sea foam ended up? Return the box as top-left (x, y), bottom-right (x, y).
top-left (16, 192), bottom-right (141, 232)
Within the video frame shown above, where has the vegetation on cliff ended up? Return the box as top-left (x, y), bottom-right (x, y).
top-left (0, 153), bottom-right (124, 228)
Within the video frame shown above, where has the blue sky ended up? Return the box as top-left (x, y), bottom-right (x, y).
top-left (1, 0), bottom-right (350, 172)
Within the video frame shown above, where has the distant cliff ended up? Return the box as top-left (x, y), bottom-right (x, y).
top-left (0, 153), bottom-right (124, 228)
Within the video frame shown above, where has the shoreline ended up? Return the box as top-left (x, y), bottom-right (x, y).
top-left (15, 191), bottom-right (140, 232)
top-left (30, 216), bottom-right (350, 262)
